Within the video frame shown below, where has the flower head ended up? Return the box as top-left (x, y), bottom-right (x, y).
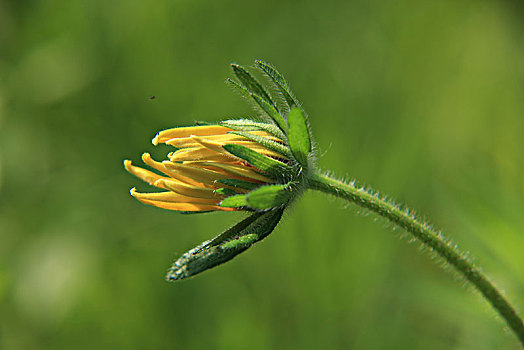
top-left (124, 60), bottom-right (314, 280)
top-left (124, 124), bottom-right (287, 212)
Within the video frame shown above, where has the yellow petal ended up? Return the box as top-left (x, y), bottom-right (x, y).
top-left (134, 196), bottom-right (233, 211)
top-left (152, 125), bottom-right (231, 145)
top-left (165, 134), bottom-right (248, 148)
top-left (165, 132), bottom-right (282, 148)
top-left (190, 135), bottom-right (286, 160)
top-left (163, 161), bottom-right (233, 184)
top-left (130, 188), bottom-right (218, 204)
top-left (141, 153), bottom-right (203, 187)
top-left (124, 160), bottom-right (171, 189)
top-left (187, 161), bottom-right (272, 183)
top-left (189, 135), bottom-right (232, 154)
top-left (168, 147), bottom-right (237, 163)
top-left (155, 179), bottom-right (222, 199)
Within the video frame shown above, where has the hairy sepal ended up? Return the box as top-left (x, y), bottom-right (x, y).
top-left (216, 179), bottom-right (261, 191)
top-left (231, 63), bottom-right (276, 110)
top-left (229, 131), bottom-right (292, 158)
top-left (287, 107), bottom-right (312, 168)
top-left (245, 182), bottom-right (294, 210)
top-left (219, 194), bottom-right (247, 208)
top-left (166, 208), bottom-right (284, 281)
top-left (220, 119), bottom-right (287, 141)
top-left (222, 144), bottom-right (296, 180)
top-left (255, 59), bottom-right (298, 109)
top-left (226, 78), bottom-right (287, 132)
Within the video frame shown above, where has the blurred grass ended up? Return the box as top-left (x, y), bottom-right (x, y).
top-left (1, 0), bottom-right (524, 349)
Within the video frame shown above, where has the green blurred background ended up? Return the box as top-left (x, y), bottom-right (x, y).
top-left (1, 0), bottom-right (524, 349)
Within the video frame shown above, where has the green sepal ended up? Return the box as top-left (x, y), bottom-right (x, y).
top-left (220, 119), bottom-right (287, 141)
top-left (194, 120), bottom-right (215, 126)
top-left (217, 179), bottom-right (261, 190)
top-left (219, 194), bottom-right (247, 208)
top-left (255, 59), bottom-right (298, 109)
top-left (250, 93), bottom-right (288, 132)
top-left (205, 212), bottom-right (263, 247)
top-left (245, 182), bottom-right (294, 210)
top-left (226, 77), bottom-right (250, 99)
top-left (229, 131), bottom-right (292, 158)
top-left (222, 144), bottom-right (296, 179)
top-left (226, 79), bottom-right (274, 126)
top-left (231, 63), bottom-right (276, 110)
top-left (179, 210), bottom-right (214, 215)
top-left (166, 208), bottom-right (284, 281)
top-left (215, 187), bottom-right (239, 196)
top-left (221, 234), bottom-right (258, 248)
top-left (226, 79), bottom-right (287, 132)
top-left (287, 107), bottom-right (311, 167)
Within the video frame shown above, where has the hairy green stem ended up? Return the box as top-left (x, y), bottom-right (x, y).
top-left (308, 171), bottom-right (524, 346)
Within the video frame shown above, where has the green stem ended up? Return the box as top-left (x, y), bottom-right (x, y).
top-left (309, 171), bottom-right (524, 346)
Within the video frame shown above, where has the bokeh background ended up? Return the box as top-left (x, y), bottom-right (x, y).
top-left (1, 0), bottom-right (524, 349)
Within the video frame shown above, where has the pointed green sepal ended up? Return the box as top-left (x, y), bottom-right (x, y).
top-left (220, 119), bottom-right (287, 141)
top-left (205, 212), bottom-right (263, 247)
top-left (245, 182), bottom-right (294, 210)
top-left (226, 79), bottom-right (287, 132)
top-left (166, 209), bottom-right (284, 281)
top-left (219, 194), bottom-right (247, 208)
top-left (250, 93), bottom-right (288, 132)
top-left (217, 179), bottom-right (261, 190)
top-left (226, 79), bottom-right (276, 126)
top-left (287, 107), bottom-right (311, 167)
top-left (215, 187), bottom-right (239, 196)
top-left (229, 131), bottom-right (292, 158)
top-left (231, 63), bottom-right (276, 110)
top-left (255, 59), bottom-right (298, 109)
top-left (179, 210), bottom-right (214, 215)
top-left (194, 120), bottom-right (215, 126)
top-left (226, 77), bottom-right (251, 99)
top-left (222, 144), bottom-right (296, 179)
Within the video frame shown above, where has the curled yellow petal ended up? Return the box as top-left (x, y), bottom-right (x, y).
top-left (155, 179), bottom-right (222, 199)
top-left (189, 135), bottom-right (285, 160)
top-left (152, 125), bottom-right (231, 145)
top-left (124, 160), bottom-right (171, 189)
top-left (163, 161), bottom-right (232, 184)
top-left (189, 135), bottom-right (232, 154)
top-left (134, 197), bottom-right (233, 211)
top-left (130, 188), bottom-right (236, 211)
top-left (141, 153), bottom-right (203, 187)
top-left (168, 147), bottom-right (237, 163)
top-left (187, 161), bottom-right (272, 183)
top-left (165, 133), bottom-right (248, 148)
top-left (164, 131), bottom-right (282, 149)
top-left (130, 188), bottom-right (218, 204)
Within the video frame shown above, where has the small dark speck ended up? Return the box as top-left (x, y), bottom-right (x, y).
top-left (149, 95), bottom-right (156, 100)
top-left (235, 236), bottom-right (239, 240)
